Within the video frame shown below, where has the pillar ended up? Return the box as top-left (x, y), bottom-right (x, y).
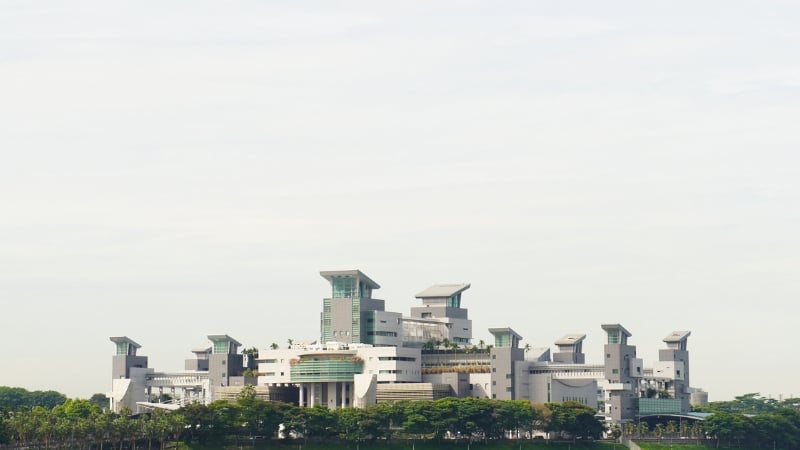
top-left (299, 385), bottom-right (305, 407)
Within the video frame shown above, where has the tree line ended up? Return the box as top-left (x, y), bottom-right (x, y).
top-left (0, 385), bottom-right (605, 448)
top-left (693, 393), bottom-right (800, 449)
top-left (0, 387), bottom-right (67, 411)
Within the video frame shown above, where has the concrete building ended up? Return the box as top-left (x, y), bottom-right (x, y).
top-left (108, 334), bottom-right (246, 413)
top-left (110, 267), bottom-right (704, 425)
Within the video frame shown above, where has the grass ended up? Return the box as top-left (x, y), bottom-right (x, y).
top-left (178, 440), bottom-right (623, 450)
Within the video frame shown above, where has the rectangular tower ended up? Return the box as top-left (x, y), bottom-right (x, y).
top-left (407, 283), bottom-right (472, 346)
top-left (208, 335), bottom-right (244, 392)
top-left (659, 331), bottom-right (691, 411)
top-left (488, 327), bottom-right (524, 400)
top-left (110, 336), bottom-right (148, 379)
top-left (320, 270), bottom-right (385, 344)
top-left (601, 324), bottom-right (641, 423)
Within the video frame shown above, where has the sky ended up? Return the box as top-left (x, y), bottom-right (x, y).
top-left (2, 1), bottom-right (799, 402)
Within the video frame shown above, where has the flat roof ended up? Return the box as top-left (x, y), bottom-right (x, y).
top-left (601, 323), bottom-right (632, 337)
top-left (663, 330), bottom-right (691, 343)
top-left (488, 327), bottom-right (523, 340)
top-left (110, 336), bottom-right (141, 348)
top-left (415, 283), bottom-right (471, 298)
top-left (555, 334), bottom-right (586, 346)
top-left (320, 270), bottom-right (381, 289)
top-left (207, 335), bottom-right (242, 346)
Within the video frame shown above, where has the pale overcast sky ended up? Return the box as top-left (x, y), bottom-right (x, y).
top-left (2, 1), bottom-right (799, 401)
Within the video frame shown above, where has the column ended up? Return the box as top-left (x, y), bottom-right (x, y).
top-left (341, 383), bottom-right (346, 408)
top-left (299, 385), bottom-right (305, 407)
top-left (309, 383), bottom-right (316, 407)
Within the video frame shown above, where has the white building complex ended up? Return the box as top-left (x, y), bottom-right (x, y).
top-left (109, 269), bottom-right (707, 425)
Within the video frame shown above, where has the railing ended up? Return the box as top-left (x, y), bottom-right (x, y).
top-left (146, 373), bottom-right (209, 387)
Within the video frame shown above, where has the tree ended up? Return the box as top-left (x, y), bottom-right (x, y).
top-left (88, 393), bottom-right (109, 410)
top-left (654, 423), bottom-right (665, 439)
top-left (679, 420), bottom-right (690, 438)
top-left (623, 421), bottom-right (635, 437)
top-left (0, 386), bottom-right (67, 410)
top-left (334, 407), bottom-right (367, 442)
top-left (0, 413), bottom-right (9, 445)
top-left (665, 420), bottom-right (677, 437)
top-left (637, 421), bottom-right (649, 438)
top-left (704, 411), bottom-right (754, 448)
top-left (270, 343), bottom-right (279, 350)
top-left (610, 424), bottom-right (622, 441)
top-left (545, 401), bottom-right (604, 441)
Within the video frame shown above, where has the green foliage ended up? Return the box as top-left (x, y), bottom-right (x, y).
top-left (5, 389), bottom-right (799, 449)
top-left (0, 386), bottom-right (67, 410)
top-left (545, 401), bottom-right (605, 440)
top-left (88, 393), bottom-right (109, 410)
top-left (695, 392), bottom-right (798, 414)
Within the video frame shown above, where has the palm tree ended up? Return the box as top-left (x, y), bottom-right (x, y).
top-left (270, 342), bottom-right (279, 350)
top-left (665, 420), bottom-right (677, 437)
top-left (287, 338), bottom-right (294, 348)
top-left (637, 421), bottom-right (649, 438)
top-left (624, 421), bottom-right (636, 437)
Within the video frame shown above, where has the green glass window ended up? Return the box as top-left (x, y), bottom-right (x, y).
top-left (116, 342), bottom-right (128, 355)
top-left (332, 277), bottom-right (356, 298)
top-left (213, 340), bottom-right (228, 354)
top-left (607, 330), bottom-right (620, 344)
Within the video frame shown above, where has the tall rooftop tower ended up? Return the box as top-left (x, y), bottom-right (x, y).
top-left (553, 334), bottom-right (587, 364)
top-left (320, 270), bottom-right (385, 344)
top-left (405, 283), bottom-right (472, 346)
top-left (601, 324), bottom-right (642, 423)
top-left (658, 331), bottom-right (691, 411)
top-left (110, 336), bottom-right (147, 380)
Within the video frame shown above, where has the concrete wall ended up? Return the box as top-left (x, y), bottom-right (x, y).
top-left (330, 298), bottom-right (355, 343)
top-left (490, 347), bottom-right (523, 400)
top-left (209, 353), bottom-right (244, 393)
top-left (604, 343), bottom-right (638, 422)
top-left (112, 355), bottom-right (148, 379)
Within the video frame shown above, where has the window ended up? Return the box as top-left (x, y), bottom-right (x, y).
top-left (506, 374), bottom-right (512, 379)
top-left (421, 312), bottom-right (432, 318)
top-left (506, 387), bottom-right (512, 392)
top-left (492, 368), bottom-right (496, 372)
top-left (612, 369), bottom-right (619, 374)
top-left (492, 381), bottom-right (496, 386)
top-left (332, 276), bottom-right (356, 298)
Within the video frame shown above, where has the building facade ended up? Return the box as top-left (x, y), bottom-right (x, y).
top-left (110, 268), bottom-right (704, 424)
